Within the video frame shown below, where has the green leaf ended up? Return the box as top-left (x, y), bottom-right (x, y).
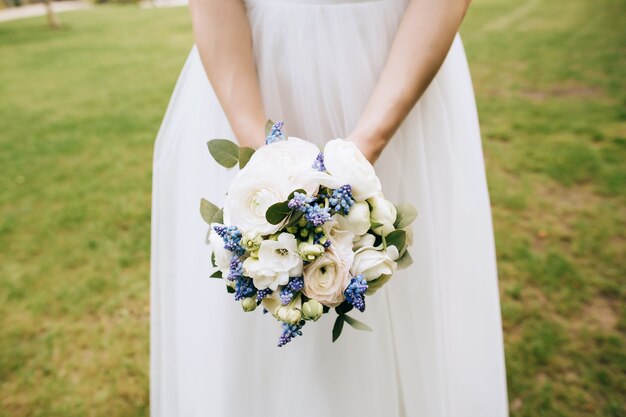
top-left (226, 286), bottom-right (235, 294)
top-left (208, 139), bottom-right (239, 168)
top-left (365, 274), bottom-right (392, 296)
top-left (396, 250), bottom-right (413, 269)
top-left (212, 208), bottom-right (224, 224)
top-left (266, 201), bottom-right (291, 225)
top-left (394, 204), bottom-right (418, 229)
top-left (332, 314), bottom-right (345, 342)
top-left (386, 230), bottom-right (407, 254)
top-left (370, 220), bottom-right (384, 230)
top-left (210, 270), bottom-right (223, 279)
top-left (210, 252), bottom-right (217, 268)
top-left (265, 119), bottom-right (275, 137)
top-left (200, 198), bottom-right (219, 225)
top-left (343, 314), bottom-right (373, 331)
top-left (238, 146), bottom-right (255, 169)
top-left (285, 211), bottom-right (304, 228)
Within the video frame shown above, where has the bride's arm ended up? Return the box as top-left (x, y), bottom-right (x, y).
top-left (347, 0), bottom-right (472, 163)
top-left (189, 0), bottom-right (266, 148)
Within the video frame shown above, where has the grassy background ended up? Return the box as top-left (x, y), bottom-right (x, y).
top-left (0, 1), bottom-right (624, 416)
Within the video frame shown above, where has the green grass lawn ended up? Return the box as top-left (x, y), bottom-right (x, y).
top-left (0, 1), bottom-right (624, 416)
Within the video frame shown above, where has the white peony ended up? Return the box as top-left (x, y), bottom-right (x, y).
top-left (323, 139), bottom-right (381, 201)
top-left (242, 233), bottom-right (303, 291)
top-left (224, 137), bottom-right (331, 235)
top-left (207, 225), bottom-right (232, 278)
top-left (369, 193), bottom-right (397, 236)
top-left (333, 201), bottom-right (371, 236)
top-left (350, 244), bottom-right (399, 282)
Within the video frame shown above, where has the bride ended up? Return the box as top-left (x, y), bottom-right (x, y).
top-left (151, 0), bottom-right (509, 415)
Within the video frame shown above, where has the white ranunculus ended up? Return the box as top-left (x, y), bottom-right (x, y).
top-left (242, 233), bottom-right (303, 291)
top-left (333, 201), bottom-right (371, 236)
top-left (208, 225), bottom-right (232, 278)
top-left (224, 137), bottom-right (329, 235)
top-left (323, 139), bottom-right (382, 201)
top-left (369, 193), bottom-right (397, 236)
top-left (350, 244), bottom-right (399, 282)
top-left (353, 233), bottom-right (376, 250)
top-left (303, 245), bottom-right (353, 307)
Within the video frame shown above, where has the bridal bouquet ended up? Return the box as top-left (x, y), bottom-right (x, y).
top-left (200, 121), bottom-right (416, 346)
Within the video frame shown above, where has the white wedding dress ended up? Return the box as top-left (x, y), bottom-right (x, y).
top-left (151, 0), bottom-right (509, 416)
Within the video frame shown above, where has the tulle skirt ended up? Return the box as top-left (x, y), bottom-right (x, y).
top-left (151, 0), bottom-right (509, 415)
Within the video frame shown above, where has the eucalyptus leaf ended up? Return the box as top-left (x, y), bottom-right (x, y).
top-left (266, 201), bottom-right (291, 225)
top-left (370, 220), bottom-right (384, 230)
top-left (394, 204), bottom-right (418, 229)
top-left (386, 230), bottom-right (407, 254)
top-left (365, 274), bottom-right (392, 296)
top-left (396, 250), bottom-right (413, 270)
top-left (332, 314), bottom-right (345, 342)
top-left (210, 270), bottom-right (223, 279)
top-left (226, 286), bottom-right (235, 294)
top-left (200, 198), bottom-right (219, 225)
top-left (265, 119), bottom-right (275, 137)
top-left (238, 146), bottom-right (255, 169)
top-left (212, 208), bottom-right (224, 224)
top-left (343, 314), bottom-right (373, 331)
top-left (208, 139), bottom-right (239, 168)
top-left (285, 211), bottom-right (304, 228)
top-left (211, 252), bottom-right (217, 268)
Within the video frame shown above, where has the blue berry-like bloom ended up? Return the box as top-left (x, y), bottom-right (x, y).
top-left (344, 274), bottom-right (368, 312)
top-left (312, 152), bottom-right (326, 172)
top-left (288, 192), bottom-right (314, 211)
top-left (265, 121), bottom-right (286, 145)
top-left (256, 288), bottom-right (273, 302)
top-left (329, 184), bottom-right (355, 215)
top-left (227, 255), bottom-right (243, 282)
top-left (280, 276), bottom-right (305, 305)
top-left (234, 276), bottom-right (256, 301)
top-left (304, 204), bottom-right (332, 226)
top-left (277, 320), bottom-right (305, 347)
top-left (213, 225), bottom-right (244, 255)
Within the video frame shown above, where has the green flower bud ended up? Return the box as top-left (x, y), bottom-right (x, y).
top-left (268, 233), bottom-right (279, 241)
top-left (286, 226), bottom-right (298, 234)
top-left (241, 233), bottom-right (262, 252)
top-left (241, 297), bottom-right (257, 312)
top-left (318, 235), bottom-right (328, 245)
top-left (298, 242), bottom-right (325, 261)
top-left (314, 226), bottom-right (323, 234)
top-left (276, 306), bottom-right (302, 324)
top-left (298, 216), bottom-right (308, 228)
top-left (301, 300), bottom-right (324, 322)
top-left (299, 228), bottom-right (310, 238)
top-left (249, 249), bottom-right (259, 259)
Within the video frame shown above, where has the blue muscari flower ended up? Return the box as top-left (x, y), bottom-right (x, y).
top-left (344, 274), bottom-right (368, 312)
top-left (305, 203), bottom-right (331, 226)
top-left (288, 192), bottom-right (314, 211)
top-left (312, 152), bottom-right (326, 172)
top-left (279, 276), bottom-right (305, 305)
top-left (265, 121), bottom-right (286, 145)
top-left (329, 184), bottom-right (355, 215)
top-left (256, 288), bottom-right (273, 302)
top-left (227, 255), bottom-right (243, 282)
top-left (234, 275), bottom-right (256, 301)
top-left (213, 225), bottom-right (245, 256)
top-left (277, 320), bottom-right (305, 347)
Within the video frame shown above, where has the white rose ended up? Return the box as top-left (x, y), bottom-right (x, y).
top-left (333, 201), bottom-right (371, 236)
top-left (243, 233), bottom-right (303, 291)
top-left (207, 225), bottom-right (232, 278)
top-left (224, 137), bottom-right (327, 235)
top-left (303, 245), bottom-right (353, 308)
top-left (323, 139), bottom-right (381, 201)
top-left (368, 193), bottom-right (397, 236)
top-left (350, 245), bottom-right (399, 282)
